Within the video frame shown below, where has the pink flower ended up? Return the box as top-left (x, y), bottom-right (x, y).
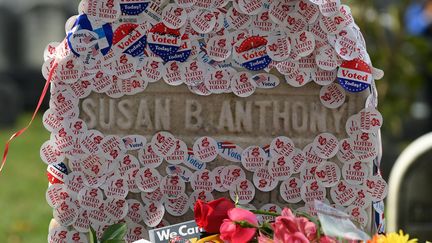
top-left (258, 233), bottom-right (274, 243)
top-left (273, 208), bottom-right (318, 243)
top-left (296, 217), bottom-right (317, 241)
top-left (289, 232), bottom-right (311, 243)
top-left (281, 208), bottom-right (295, 218)
top-left (275, 231), bottom-right (309, 243)
top-left (319, 236), bottom-right (337, 243)
top-left (220, 208), bottom-right (258, 243)
top-left (273, 214), bottom-right (298, 237)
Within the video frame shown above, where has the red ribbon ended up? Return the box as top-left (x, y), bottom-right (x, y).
top-left (0, 62), bottom-right (58, 174)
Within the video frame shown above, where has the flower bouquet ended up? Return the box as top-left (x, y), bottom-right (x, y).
top-left (192, 198), bottom-right (418, 243)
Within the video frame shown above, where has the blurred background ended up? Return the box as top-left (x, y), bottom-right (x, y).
top-left (0, 0), bottom-right (431, 242)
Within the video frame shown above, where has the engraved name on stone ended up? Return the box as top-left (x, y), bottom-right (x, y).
top-left (81, 97), bottom-right (347, 135)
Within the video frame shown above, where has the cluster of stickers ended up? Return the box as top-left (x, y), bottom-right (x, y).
top-left (42, 0), bottom-right (388, 241)
top-left (42, 0), bottom-right (382, 109)
top-left (44, 112), bottom-right (387, 240)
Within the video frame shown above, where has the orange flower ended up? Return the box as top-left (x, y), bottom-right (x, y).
top-left (368, 230), bottom-right (417, 243)
top-left (367, 234), bottom-right (386, 243)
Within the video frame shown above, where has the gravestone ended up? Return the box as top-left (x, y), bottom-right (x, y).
top-left (79, 81), bottom-right (370, 225)
top-left (42, 0), bottom-right (387, 241)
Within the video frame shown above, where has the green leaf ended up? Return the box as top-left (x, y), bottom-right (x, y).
top-left (100, 223), bottom-right (127, 243)
top-left (89, 226), bottom-right (98, 243)
top-left (250, 209), bottom-right (280, 217)
top-left (234, 188), bottom-right (239, 205)
top-left (105, 240), bottom-right (126, 243)
top-left (258, 221), bottom-right (274, 237)
top-left (235, 220), bottom-right (258, 229)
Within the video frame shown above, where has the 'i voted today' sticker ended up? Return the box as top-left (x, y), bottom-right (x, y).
top-left (217, 141), bottom-right (243, 163)
top-left (113, 23), bottom-right (147, 57)
top-left (235, 36), bottom-right (271, 71)
top-left (148, 23), bottom-right (181, 57)
top-left (161, 4), bottom-right (187, 29)
top-left (160, 35), bottom-right (192, 63)
top-left (280, 177), bottom-right (303, 204)
top-left (47, 162), bottom-right (68, 185)
top-left (338, 58), bottom-right (372, 93)
top-left (67, 14), bottom-right (114, 56)
top-left (120, 0), bottom-right (149, 15)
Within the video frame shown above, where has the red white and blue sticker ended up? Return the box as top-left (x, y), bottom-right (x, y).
top-left (252, 73), bottom-right (280, 89)
top-left (120, 0), bottom-right (149, 15)
top-left (337, 58), bottom-right (372, 93)
top-left (185, 148), bottom-right (206, 171)
top-left (67, 14), bottom-right (114, 56)
top-left (47, 162), bottom-right (69, 185)
top-left (122, 135), bottom-right (146, 151)
top-left (72, 14), bottom-right (114, 55)
top-left (160, 34), bottom-right (192, 63)
top-left (113, 23), bottom-right (147, 57)
top-left (148, 23), bottom-right (181, 57)
top-left (234, 36), bottom-right (271, 71)
top-left (217, 141), bottom-right (243, 163)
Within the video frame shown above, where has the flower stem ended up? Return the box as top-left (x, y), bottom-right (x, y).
top-left (250, 210), bottom-right (281, 217)
top-left (235, 221), bottom-right (259, 229)
top-left (259, 222), bottom-right (274, 237)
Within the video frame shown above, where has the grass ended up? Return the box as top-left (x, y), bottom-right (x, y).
top-left (0, 114), bottom-right (52, 243)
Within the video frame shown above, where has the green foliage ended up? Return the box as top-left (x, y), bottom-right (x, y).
top-left (0, 114), bottom-right (51, 243)
top-left (259, 221), bottom-right (274, 238)
top-left (89, 227), bottom-right (98, 243)
top-left (100, 224), bottom-right (127, 243)
top-left (348, 0), bottom-right (432, 135)
top-left (105, 240), bottom-right (127, 243)
top-left (90, 223), bottom-right (127, 243)
top-left (0, 117), bottom-right (128, 243)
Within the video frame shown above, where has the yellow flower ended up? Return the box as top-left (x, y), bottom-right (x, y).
top-left (384, 230), bottom-right (417, 243)
top-left (368, 230), bottom-right (418, 243)
top-left (196, 234), bottom-right (224, 243)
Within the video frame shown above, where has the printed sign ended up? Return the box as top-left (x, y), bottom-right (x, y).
top-left (149, 220), bottom-right (204, 243)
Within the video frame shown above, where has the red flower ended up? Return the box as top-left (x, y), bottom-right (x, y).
top-left (194, 198), bottom-right (235, 233)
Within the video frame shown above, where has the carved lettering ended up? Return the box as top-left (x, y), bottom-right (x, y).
top-left (136, 99), bottom-right (153, 130)
top-left (79, 84), bottom-right (362, 147)
top-left (273, 101), bottom-right (289, 132)
top-left (185, 100), bottom-right (202, 131)
top-left (100, 98), bottom-right (115, 130)
top-left (218, 101), bottom-right (235, 132)
top-left (117, 99), bottom-right (133, 130)
top-left (235, 101), bottom-right (252, 132)
top-left (82, 98), bottom-right (97, 128)
top-left (292, 101), bottom-right (308, 133)
top-left (255, 101), bottom-right (272, 132)
top-left (310, 103), bottom-right (327, 133)
top-left (155, 99), bottom-right (171, 130)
